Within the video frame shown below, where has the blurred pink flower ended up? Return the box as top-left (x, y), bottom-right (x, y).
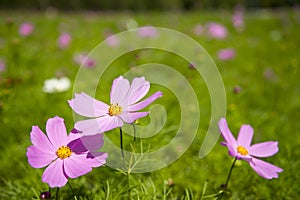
top-left (217, 48), bottom-right (236, 60)
top-left (206, 22), bottom-right (228, 39)
top-left (193, 24), bottom-right (204, 36)
top-left (26, 116), bottom-right (108, 187)
top-left (138, 26), bottom-right (159, 38)
top-left (219, 118), bottom-right (283, 179)
top-left (58, 32), bottom-right (72, 48)
top-left (19, 23), bottom-right (34, 36)
top-left (232, 5), bottom-right (245, 31)
top-left (105, 34), bottom-right (119, 47)
top-left (74, 53), bottom-right (95, 68)
top-left (0, 59), bottom-right (6, 72)
top-left (68, 76), bottom-right (163, 135)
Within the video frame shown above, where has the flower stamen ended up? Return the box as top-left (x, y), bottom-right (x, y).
top-left (237, 145), bottom-right (248, 156)
top-left (56, 146), bottom-right (72, 159)
top-left (108, 103), bottom-right (122, 116)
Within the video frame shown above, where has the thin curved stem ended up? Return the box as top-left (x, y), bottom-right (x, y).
top-left (225, 157), bottom-right (237, 187)
top-left (67, 182), bottom-right (77, 199)
top-left (218, 157), bottom-right (237, 200)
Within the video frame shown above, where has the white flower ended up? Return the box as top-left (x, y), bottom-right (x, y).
top-left (43, 77), bottom-right (71, 93)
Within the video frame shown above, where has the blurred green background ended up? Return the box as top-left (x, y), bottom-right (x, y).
top-left (0, 0), bottom-right (299, 10)
top-left (1, 1), bottom-right (300, 199)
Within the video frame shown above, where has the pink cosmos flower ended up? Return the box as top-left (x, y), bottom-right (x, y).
top-left (206, 22), bottom-right (228, 40)
top-left (74, 53), bottom-right (95, 68)
top-left (218, 118), bottom-right (283, 179)
top-left (232, 5), bottom-right (245, 31)
top-left (193, 24), bottom-right (204, 36)
top-left (19, 23), bottom-right (34, 36)
top-left (0, 59), bottom-right (6, 72)
top-left (26, 116), bottom-right (108, 188)
top-left (68, 76), bottom-right (163, 135)
top-left (58, 32), bottom-right (72, 48)
top-left (138, 26), bottom-right (159, 38)
top-left (217, 48), bottom-right (236, 60)
top-left (106, 34), bottom-right (120, 47)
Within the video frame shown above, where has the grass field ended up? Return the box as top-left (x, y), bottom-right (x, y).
top-left (0, 8), bottom-right (300, 199)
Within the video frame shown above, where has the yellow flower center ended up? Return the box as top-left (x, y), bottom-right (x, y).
top-left (56, 146), bottom-right (72, 159)
top-left (237, 145), bottom-right (248, 156)
top-left (108, 103), bottom-right (122, 116)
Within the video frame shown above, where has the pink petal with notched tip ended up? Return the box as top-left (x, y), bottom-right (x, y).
top-left (124, 77), bottom-right (150, 106)
top-left (75, 115), bottom-right (123, 135)
top-left (126, 91), bottom-right (162, 112)
top-left (64, 152), bottom-right (107, 178)
top-left (46, 116), bottom-right (68, 148)
top-left (30, 126), bottom-right (56, 153)
top-left (110, 76), bottom-right (130, 106)
top-left (42, 159), bottom-right (68, 188)
top-left (249, 141), bottom-right (279, 158)
top-left (218, 118), bottom-right (237, 148)
top-left (64, 154), bottom-right (95, 178)
top-left (237, 125), bottom-right (253, 149)
top-left (88, 152), bottom-right (108, 167)
top-left (249, 158), bottom-right (283, 179)
top-left (68, 92), bottom-right (109, 118)
top-left (119, 111), bottom-right (149, 123)
top-left (26, 146), bottom-right (56, 168)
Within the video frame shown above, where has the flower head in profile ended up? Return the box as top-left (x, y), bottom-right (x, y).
top-left (26, 116), bottom-right (108, 188)
top-left (69, 76), bottom-right (162, 135)
top-left (19, 22), bottom-right (34, 36)
top-left (218, 118), bottom-right (283, 179)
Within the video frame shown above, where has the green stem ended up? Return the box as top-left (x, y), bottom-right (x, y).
top-left (225, 157), bottom-right (237, 187)
top-left (132, 123), bottom-right (136, 142)
top-left (67, 182), bottom-right (76, 199)
top-left (127, 172), bottom-right (131, 199)
top-left (119, 127), bottom-right (131, 199)
top-left (55, 187), bottom-right (59, 200)
top-left (218, 158), bottom-right (237, 200)
top-left (120, 128), bottom-right (124, 160)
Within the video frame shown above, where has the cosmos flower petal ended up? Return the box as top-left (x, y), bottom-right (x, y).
top-left (30, 126), bottom-right (56, 153)
top-left (125, 77), bottom-right (150, 105)
top-left (75, 116), bottom-right (123, 135)
top-left (46, 116), bottom-right (68, 148)
top-left (119, 111), bottom-right (149, 123)
top-left (237, 125), bottom-right (254, 149)
top-left (68, 92), bottom-right (109, 118)
top-left (88, 152), bottom-right (108, 167)
top-left (249, 158), bottom-right (283, 179)
top-left (68, 134), bottom-right (104, 153)
top-left (250, 141), bottom-right (279, 157)
top-left (126, 91), bottom-right (162, 111)
top-left (218, 118), bottom-right (237, 147)
top-left (64, 154), bottom-right (94, 178)
top-left (42, 159), bottom-right (68, 188)
top-left (26, 146), bottom-right (56, 168)
top-left (110, 76), bottom-right (130, 106)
